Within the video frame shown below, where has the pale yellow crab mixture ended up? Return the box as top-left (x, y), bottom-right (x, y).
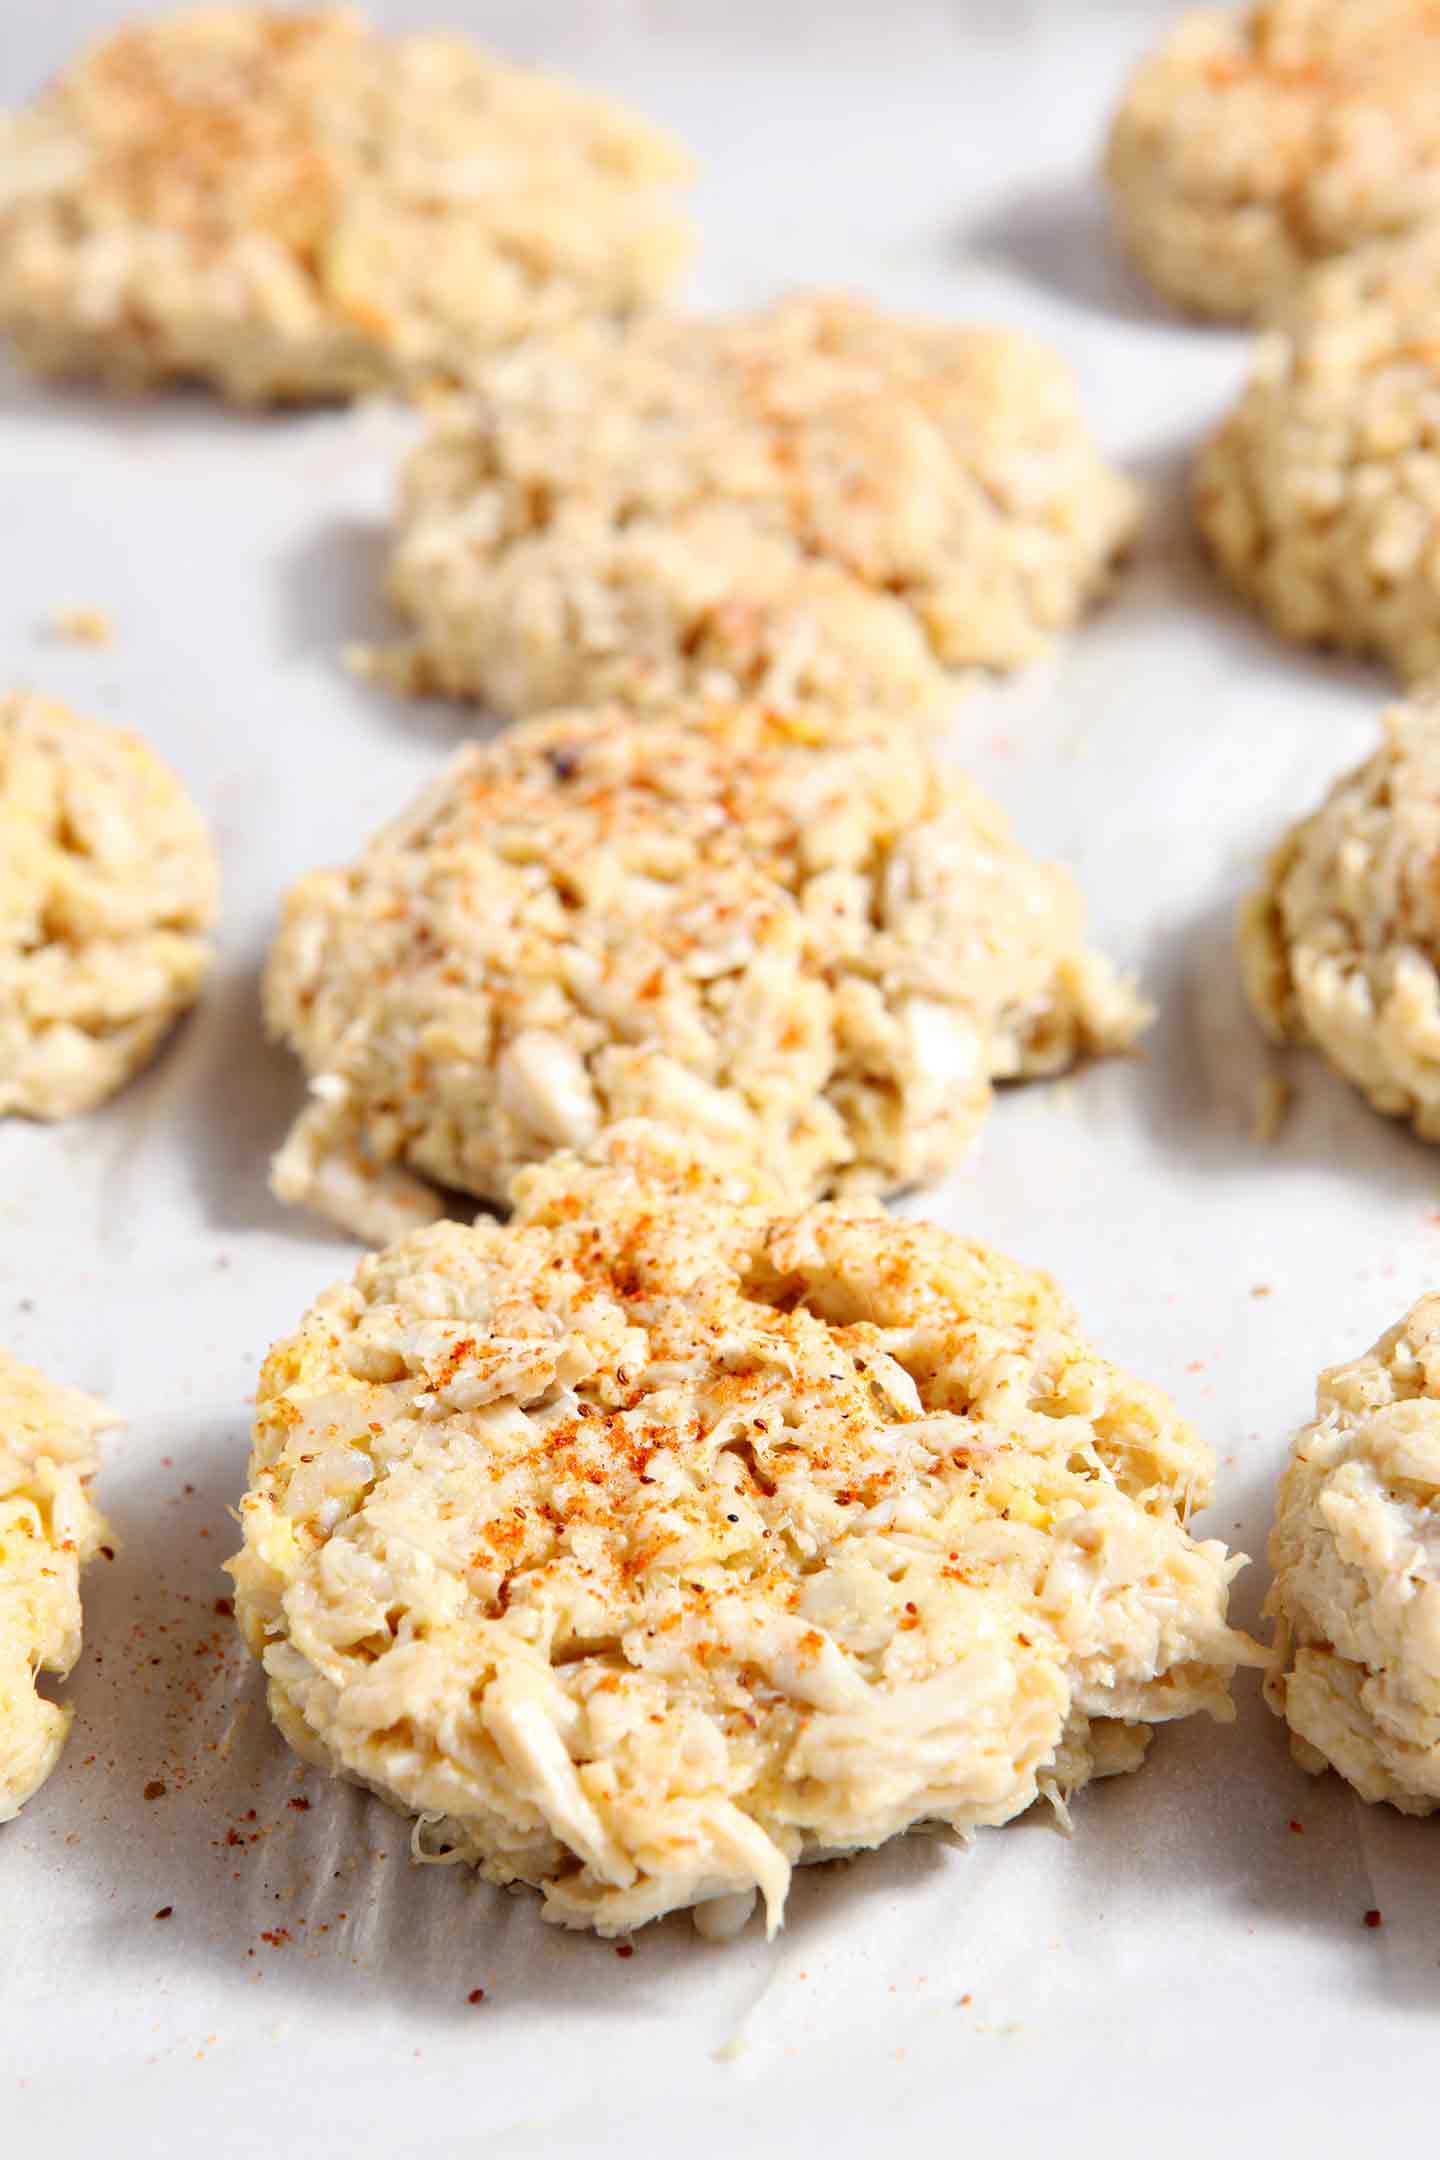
top-left (1267, 1293), bottom-right (1440, 1811)
top-left (0, 1349), bottom-right (113, 1823)
top-left (1240, 699), bottom-right (1440, 1140)
top-left (0, 7), bottom-right (693, 403)
top-left (1, 693), bottom-right (219, 1120)
top-left (1196, 229), bottom-right (1440, 681)
top-left (1106, 0), bottom-right (1440, 321)
top-left (264, 702), bottom-right (1148, 1243)
top-left (229, 1124), bottom-right (1261, 1938)
top-left (378, 292), bottom-right (1140, 719)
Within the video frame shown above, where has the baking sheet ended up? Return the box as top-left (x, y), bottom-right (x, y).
top-left (4, 3), bottom-right (1436, 2153)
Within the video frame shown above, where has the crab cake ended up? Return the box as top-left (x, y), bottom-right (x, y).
top-left (1240, 699), bottom-right (1440, 1140)
top-left (376, 293), bottom-right (1140, 719)
top-left (228, 1123), bottom-right (1261, 1938)
top-left (0, 8), bottom-right (692, 405)
top-left (0, 693), bottom-right (219, 1120)
top-left (1105, 1), bottom-right (1440, 322)
top-left (1266, 1294), bottom-right (1440, 1811)
top-left (1196, 230), bottom-right (1440, 680)
top-left (264, 703), bottom-right (1148, 1244)
top-left (0, 1350), bottom-right (112, 1822)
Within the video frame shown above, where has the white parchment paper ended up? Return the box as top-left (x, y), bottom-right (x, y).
top-left (3, 4), bottom-right (1434, 2153)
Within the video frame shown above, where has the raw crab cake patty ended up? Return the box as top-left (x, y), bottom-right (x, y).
top-left (0, 7), bottom-right (692, 405)
top-left (264, 702), bottom-right (1148, 1243)
top-left (1105, 0), bottom-right (1440, 322)
top-left (1266, 1294), bottom-right (1440, 1812)
top-left (1196, 228), bottom-right (1440, 682)
top-left (228, 1125), bottom-right (1261, 1939)
top-left (1241, 699), bottom-right (1440, 1140)
top-left (1, 693), bottom-right (219, 1119)
top-left (378, 292), bottom-right (1140, 719)
top-left (0, 1349), bottom-right (112, 1822)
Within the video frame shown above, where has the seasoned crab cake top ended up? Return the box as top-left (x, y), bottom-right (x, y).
top-left (0, 1349), bottom-right (113, 1823)
top-left (1241, 699), bottom-right (1440, 1142)
top-left (229, 1123), bottom-right (1260, 1938)
top-left (1106, 0), bottom-right (1440, 321)
top-left (1195, 228), bottom-right (1440, 683)
top-left (0, 7), bottom-right (693, 403)
top-left (1266, 1293), bottom-right (1440, 1812)
top-left (264, 701), bottom-right (1147, 1243)
top-left (0, 693), bottom-right (218, 1120)
top-left (380, 291), bottom-right (1140, 718)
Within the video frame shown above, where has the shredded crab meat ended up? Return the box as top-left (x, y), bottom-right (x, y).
top-left (1267, 1292), bottom-right (1440, 1811)
top-left (1196, 224), bottom-right (1440, 682)
top-left (381, 290), bottom-right (1139, 719)
top-left (0, 691), bottom-right (218, 1120)
top-left (229, 1121), bottom-right (1261, 1939)
top-left (0, 6), bottom-right (693, 404)
top-left (1106, 0), bottom-right (1440, 321)
top-left (0, 1349), bottom-right (114, 1822)
top-left (1240, 697), bottom-right (1440, 1141)
top-left (263, 700), bottom-right (1149, 1240)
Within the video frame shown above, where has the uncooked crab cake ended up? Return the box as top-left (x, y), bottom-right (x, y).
top-left (1266, 1294), bottom-right (1440, 1811)
top-left (376, 292), bottom-right (1140, 719)
top-left (264, 702), bottom-right (1149, 1244)
top-left (1196, 227), bottom-right (1440, 682)
top-left (1241, 698), bottom-right (1440, 1140)
top-left (228, 1123), bottom-right (1261, 1938)
top-left (1105, 0), bottom-right (1440, 322)
top-left (1, 692), bottom-right (219, 1119)
top-left (0, 1349), bottom-right (113, 1822)
top-left (0, 7), bottom-right (692, 404)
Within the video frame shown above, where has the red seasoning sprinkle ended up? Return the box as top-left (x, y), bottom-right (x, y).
top-left (214, 1597), bottom-right (233, 1617)
top-left (467, 1989), bottom-right (485, 2005)
top-left (1364, 1909), bottom-right (1384, 1929)
top-left (154, 1906), bottom-right (174, 1921)
top-left (614, 1944), bottom-right (634, 1959)
top-left (288, 1797), bottom-right (311, 1812)
top-left (1288, 1820), bottom-right (1304, 1834)
top-left (143, 1779), bottom-right (166, 1801)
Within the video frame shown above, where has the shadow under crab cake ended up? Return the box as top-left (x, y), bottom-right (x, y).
top-left (276, 513), bottom-right (497, 753)
top-left (962, 175), bottom-right (1182, 330)
top-left (51, 1407), bottom-right (955, 2017)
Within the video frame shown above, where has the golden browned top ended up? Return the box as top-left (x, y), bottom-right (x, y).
top-left (0, 8), bottom-right (693, 399)
top-left (1, 691), bottom-right (219, 1120)
top-left (229, 1124), bottom-right (1256, 1935)
top-left (264, 699), bottom-right (1143, 1228)
top-left (34, 8), bottom-right (689, 247)
top-left (242, 1123), bottom-right (1219, 1632)
top-left (63, 9), bottom-right (350, 249)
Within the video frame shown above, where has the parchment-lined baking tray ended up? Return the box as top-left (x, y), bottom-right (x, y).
top-left (5, 5), bottom-right (1434, 2154)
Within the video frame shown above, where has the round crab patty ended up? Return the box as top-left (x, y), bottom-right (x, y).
top-left (1240, 698), bottom-right (1440, 1140)
top-left (1195, 228), bottom-right (1440, 682)
top-left (378, 291), bottom-right (1140, 720)
top-left (1, 692), bottom-right (219, 1120)
top-left (0, 1348), bottom-right (113, 1822)
top-left (1105, 0), bottom-right (1440, 321)
top-left (1266, 1292), bottom-right (1440, 1811)
top-left (263, 701), bottom-right (1148, 1243)
top-left (0, 6), bottom-right (692, 404)
top-left (229, 1123), bottom-right (1260, 1939)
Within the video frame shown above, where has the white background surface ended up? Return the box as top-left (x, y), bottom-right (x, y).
top-left (3, 3), bottom-right (1436, 2153)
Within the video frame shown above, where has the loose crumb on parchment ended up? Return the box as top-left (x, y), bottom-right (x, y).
top-left (46, 605), bottom-right (114, 647)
